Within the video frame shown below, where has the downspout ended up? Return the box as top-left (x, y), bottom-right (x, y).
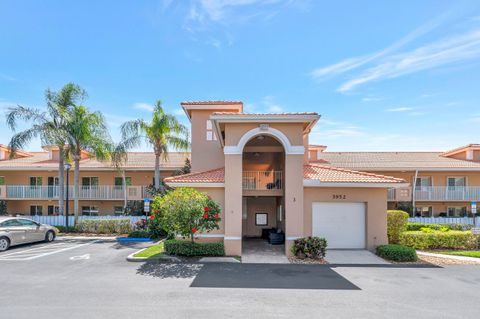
top-left (412, 169), bottom-right (419, 217)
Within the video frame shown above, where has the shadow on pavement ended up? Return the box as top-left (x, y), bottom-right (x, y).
top-left (190, 263), bottom-right (361, 290)
top-left (136, 261), bottom-right (203, 279)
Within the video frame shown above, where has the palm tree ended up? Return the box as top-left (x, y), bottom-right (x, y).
top-left (121, 100), bottom-right (190, 191)
top-left (64, 105), bottom-right (112, 221)
top-left (110, 142), bottom-right (129, 213)
top-left (6, 83), bottom-right (86, 216)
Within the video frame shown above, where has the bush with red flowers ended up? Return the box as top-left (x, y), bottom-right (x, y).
top-left (152, 188), bottom-right (221, 242)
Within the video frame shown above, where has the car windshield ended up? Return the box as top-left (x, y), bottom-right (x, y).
top-left (18, 219), bottom-right (38, 227)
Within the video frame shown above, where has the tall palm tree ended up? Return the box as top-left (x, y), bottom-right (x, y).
top-left (6, 83), bottom-right (86, 216)
top-left (64, 105), bottom-right (112, 221)
top-left (121, 100), bottom-right (190, 191)
top-left (110, 142), bottom-right (129, 213)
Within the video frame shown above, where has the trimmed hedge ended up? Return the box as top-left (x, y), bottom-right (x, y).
top-left (75, 219), bottom-right (132, 234)
top-left (164, 239), bottom-right (225, 257)
top-left (400, 231), bottom-right (478, 250)
top-left (291, 236), bottom-right (327, 259)
top-left (406, 223), bottom-right (473, 231)
top-left (376, 244), bottom-right (417, 262)
top-left (387, 210), bottom-right (409, 244)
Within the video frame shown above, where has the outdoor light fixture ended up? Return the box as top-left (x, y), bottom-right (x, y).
top-left (256, 135), bottom-right (265, 140)
top-left (64, 163), bottom-right (71, 228)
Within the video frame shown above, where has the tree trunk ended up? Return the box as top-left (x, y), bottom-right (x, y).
top-left (154, 154), bottom-right (160, 189)
top-left (73, 155), bottom-right (80, 224)
top-left (58, 146), bottom-right (65, 215)
top-left (122, 170), bottom-right (127, 214)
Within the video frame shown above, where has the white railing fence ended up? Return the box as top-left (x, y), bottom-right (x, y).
top-left (409, 217), bottom-right (480, 225)
top-left (242, 171), bottom-right (283, 190)
top-left (4, 185), bottom-right (143, 200)
top-left (22, 215), bottom-right (146, 227)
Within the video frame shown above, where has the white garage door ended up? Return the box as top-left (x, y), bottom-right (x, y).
top-left (312, 202), bottom-right (366, 249)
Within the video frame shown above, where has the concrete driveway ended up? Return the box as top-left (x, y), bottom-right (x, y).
top-left (0, 237), bottom-right (479, 319)
top-left (325, 250), bottom-right (390, 264)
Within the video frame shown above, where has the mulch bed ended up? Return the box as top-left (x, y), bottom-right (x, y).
top-left (288, 257), bottom-right (328, 264)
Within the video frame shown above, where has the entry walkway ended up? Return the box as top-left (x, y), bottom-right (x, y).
top-left (325, 250), bottom-right (390, 264)
top-left (242, 238), bottom-right (289, 264)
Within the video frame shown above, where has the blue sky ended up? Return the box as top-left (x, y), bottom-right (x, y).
top-left (1, 0), bottom-right (480, 152)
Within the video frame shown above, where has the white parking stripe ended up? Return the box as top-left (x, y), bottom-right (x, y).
top-left (0, 242), bottom-right (71, 257)
top-left (0, 240), bottom-right (99, 261)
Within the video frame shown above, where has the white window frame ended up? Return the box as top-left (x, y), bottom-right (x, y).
top-left (414, 206), bottom-right (432, 217)
top-left (29, 176), bottom-right (42, 186)
top-left (447, 176), bottom-right (467, 188)
top-left (113, 206), bottom-right (124, 216)
top-left (415, 176), bottom-right (433, 190)
top-left (81, 205), bottom-right (99, 216)
top-left (206, 120), bottom-right (217, 141)
top-left (47, 205), bottom-right (60, 216)
top-left (82, 176), bottom-right (99, 187)
top-left (30, 205), bottom-right (43, 216)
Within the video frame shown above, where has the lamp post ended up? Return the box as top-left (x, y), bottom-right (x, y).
top-left (64, 163), bottom-right (71, 228)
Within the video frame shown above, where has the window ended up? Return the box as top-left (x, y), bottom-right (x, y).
top-left (81, 206), bottom-right (99, 216)
top-left (114, 177), bottom-right (132, 186)
top-left (447, 206), bottom-right (467, 217)
top-left (82, 177), bottom-right (99, 187)
top-left (447, 177), bottom-right (466, 189)
top-left (114, 206), bottom-right (124, 216)
top-left (29, 177), bottom-right (42, 186)
top-left (0, 219), bottom-right (22, 227)
top-left (48, 205), bottom-right (60, 216)
top-left (30, 205), bottom-right (43, 216)
top-left (18, 219), bottom-right (38, 227)
top-left (415, 177), bottom-right (432, 190)
top-left (0, 176), bottom-right (5, 185)
top-left (414, 206), bottom-right (432, 217)
top-left (206, 120), bottom-right (216, 141)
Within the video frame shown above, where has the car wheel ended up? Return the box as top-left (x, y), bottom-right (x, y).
top-left (0, 237), bottom-right (10, 251)
top-left (45, 230), bottom-right (55, 243)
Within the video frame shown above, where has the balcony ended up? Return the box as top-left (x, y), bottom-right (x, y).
top-left (242, 171), bottom-right (283, 192)
top-left (388, 186), bottom-right (480, 202)
top-left (0, 185), bottom-right (144, 201)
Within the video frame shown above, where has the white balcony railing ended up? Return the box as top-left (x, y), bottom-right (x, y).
top-left (242, 171), bottom-right (283, 190)
top-left (414, 186), bottom-right (480, 201)
top-left (2, 185), bottom-right (143, 200)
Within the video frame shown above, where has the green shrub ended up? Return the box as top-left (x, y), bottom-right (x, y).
top-left (164, 239), bottom-right (224, 257)
top-left (387, 210), bottom-right (409, 244)
top-left (406, 223), bottom-right (473, 231)
top-left (152, 188), bottom-right (221, 242)
top-left (376, 244), bottom-right (417, 262)
top-left (75, 219), bottom-right (132, 234)
top-left (291, 236), bottom-right (327, 259)
top-left (55, 226), bottom-right (77, 233)
top-left (128, 230), bottom-right (152, 238)
top-left (400, 231), bottom-right (478, 250)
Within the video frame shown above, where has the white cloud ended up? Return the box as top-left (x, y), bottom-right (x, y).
top-left (311, 13), bottom-right (448, 81)
top-left (338, 29), bottom-right (480, 92)
top-left (173, 108), bottom-right (186, 116)
top-left (133, 102), bottom-right (154, 112)
top-left (385, 107), bottom-right (414, 112)
top-left (263, 95), bottom-right (284, 113)
top-left (361, 97), bottom-right (383, 102)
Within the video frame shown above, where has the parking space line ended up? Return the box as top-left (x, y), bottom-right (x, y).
top-left (0, 240), bottom-right (99, 261)
top-left (0, 242), bottom-right (72, 257)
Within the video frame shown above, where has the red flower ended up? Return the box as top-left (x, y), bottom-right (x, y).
top-left (203, 213), bottom-right (209, 219)
top-left (150, 215), bottom-right (155, 220)
top-left (215, 213), bottom-right (219, 219)
top-left (155, 209), bottom-right (159, 213)
top-left (192, 227), bottom-right (197, 233)
top-left (204, 207), bottom-right (210, 212)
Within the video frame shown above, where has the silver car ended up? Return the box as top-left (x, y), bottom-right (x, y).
top-left (0, 217), bottom-right (58, 251)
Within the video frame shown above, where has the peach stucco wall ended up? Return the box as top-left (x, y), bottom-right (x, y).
top-left (224, 154), bottom-right (243, 255)
top-left (244, 197), bottom-right (277, 237)
top-left (303, 187), bottom-right (388, 251)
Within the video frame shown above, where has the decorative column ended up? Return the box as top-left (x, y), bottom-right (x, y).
top-left (224, 153), bottom-right (243, 256)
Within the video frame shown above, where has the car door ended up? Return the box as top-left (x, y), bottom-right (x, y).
top-left (0, 219), bottom-right (28, 245)
top-left (18, 219), bottom-right (45, 242)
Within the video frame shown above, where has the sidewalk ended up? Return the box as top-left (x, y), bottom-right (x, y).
top-left (417, 251), bottom-right (480, 263)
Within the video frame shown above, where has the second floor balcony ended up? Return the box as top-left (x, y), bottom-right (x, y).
top-left (242, 171), bottom-right (283, 191)
top-left (388, 186), bottom-right (480, 201)
top-left (0, 185), bottom-right (144, 201)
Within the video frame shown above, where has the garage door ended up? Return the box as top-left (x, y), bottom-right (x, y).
top-left (312, 202), bottom-right (366, 249)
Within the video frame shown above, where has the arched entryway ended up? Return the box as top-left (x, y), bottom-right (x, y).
top-left (241, 134), bottom-right (287, 262)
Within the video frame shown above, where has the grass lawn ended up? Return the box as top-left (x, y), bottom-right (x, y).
top-left (438, 251), bottom-right (480, 258)
top-left (134, 241), bottom-right (165, 258)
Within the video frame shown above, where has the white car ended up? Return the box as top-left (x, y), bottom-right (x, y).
top-left (0, 217), bottom-right (58, 251)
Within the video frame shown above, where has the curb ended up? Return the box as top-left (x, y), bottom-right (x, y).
top-left (126, 239), bottom-right (179, 262)
top-left (417, 251), bottom-right (480, 263)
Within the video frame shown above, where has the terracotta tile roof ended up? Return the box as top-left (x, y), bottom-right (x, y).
top-left (181, 101), bottom-right (243, 105)
top-left (165, 165), bottom-right (403, 185)
top-left (164, 167), bottom-right (225, 183)
top-left (211, 112), bottom-right (318, 116)
top-left (441, 144), bottom-right (480, 156)
top-left (0, 152), bottom-right (189, 170)
top-left (315, 152), bottom-right (480, 170)
top-left (304, 164), bottom-right (405, 184)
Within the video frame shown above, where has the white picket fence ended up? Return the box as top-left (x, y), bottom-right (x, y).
top-left (20, 215), bottom-right (146, 227)
top-left (409, 217), bottom-right (480, 225)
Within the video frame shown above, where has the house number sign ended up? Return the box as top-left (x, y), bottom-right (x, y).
top-left (332, 194), bottom-right (346, 199)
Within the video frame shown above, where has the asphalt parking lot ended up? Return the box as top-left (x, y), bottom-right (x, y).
top-left (0, 238), bottom-right (479, 319)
